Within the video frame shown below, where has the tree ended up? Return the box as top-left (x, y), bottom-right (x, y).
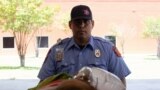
top-left (110, 23), bottom-right (136, 55)
top-left (54, 12), bottom-right (70, 34)
top-left (0, 0), bottom-right (58, 67)
top-left (143, 17), bottom-right (160, 58)
top-left (60, 13), bottom-right (70, 34)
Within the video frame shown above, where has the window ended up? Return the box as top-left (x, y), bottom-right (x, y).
top-left (37, 36), bottom-right (48, 48)
top-left (105, 36), bottom-right (116, 46)
top-left (3, 37), bottom-right (14, 48)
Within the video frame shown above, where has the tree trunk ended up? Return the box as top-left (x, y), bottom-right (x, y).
top-left (35, 48), bottom-right (39, 57)
top-left (20, 55), bottom-right (25, 67)
top-left (157, 37), bottom-right (160, 58)
top-left (120, 38), bottom-right (125, 56)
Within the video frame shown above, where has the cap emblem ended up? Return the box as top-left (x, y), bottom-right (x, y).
top-left (83, 9), bottom-right (89, 15)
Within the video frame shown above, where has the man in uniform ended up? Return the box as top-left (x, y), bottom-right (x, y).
top-left (38, 5), bottom-right (131, 88)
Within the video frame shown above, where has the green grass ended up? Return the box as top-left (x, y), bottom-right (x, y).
top-left (0, 66), bottom-right (40, 70)
top-left (144, 55), bottom-right (160, 60)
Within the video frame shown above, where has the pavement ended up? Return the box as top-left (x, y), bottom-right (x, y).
top-left (0, 54), bottom-right (160, 90)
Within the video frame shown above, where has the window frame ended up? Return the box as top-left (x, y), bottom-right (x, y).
top-left (3, 37), bottom-right (15, 48)
top-left (36, 36), bottom-right (49, 48)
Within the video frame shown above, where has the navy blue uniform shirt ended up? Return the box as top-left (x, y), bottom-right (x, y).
top-left (38, 36), bottom-right (131, 80)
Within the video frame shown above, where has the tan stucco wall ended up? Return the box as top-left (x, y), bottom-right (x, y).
top-left (0, 1), bottom-right (159, 56)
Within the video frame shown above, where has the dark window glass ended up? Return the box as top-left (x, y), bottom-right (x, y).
top-left (37, 36), bottom-right (48, 48)
top-left (3, 37), bottom-right (14, 48)
top-left (105, 36), bottom-right (116, 46)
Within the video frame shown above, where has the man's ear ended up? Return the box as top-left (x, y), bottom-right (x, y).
top-left (69, 21), bottom-right (72, 29)
top-left (91, 20), bottom-right (94, 28)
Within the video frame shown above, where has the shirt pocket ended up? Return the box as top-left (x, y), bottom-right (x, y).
top-left (88, 58), bottom-right (107, 70)
top-left (56, 60), bottom-right (75, 74)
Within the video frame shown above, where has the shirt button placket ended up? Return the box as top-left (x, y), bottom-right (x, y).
top-left (78, 52), bottom-right (83, 69)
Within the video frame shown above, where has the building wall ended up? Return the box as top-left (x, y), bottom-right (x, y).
top-left (0, 1), bottom-right (159, 56)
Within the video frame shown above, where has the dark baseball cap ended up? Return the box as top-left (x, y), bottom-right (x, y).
top-left (71, 5), bottom-right (92, 20)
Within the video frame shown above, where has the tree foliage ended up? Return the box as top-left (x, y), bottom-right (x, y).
top-left (0, 0), bottom-right (59, 66)
top-left (110, 23), bottom-right (136, 55)
top-left (143, 17), bottom-right (160, 38)
top-left (143, 17), bottom-right (160, 58)
top-left (61, 13), bottom-right (70, 33)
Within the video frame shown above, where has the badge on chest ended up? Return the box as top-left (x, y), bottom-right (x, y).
top-left (55, 47), bottom-right (64, 62)
top-left (95, 49), bottom-right (101, 58)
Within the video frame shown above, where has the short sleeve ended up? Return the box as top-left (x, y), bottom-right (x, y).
top-left (38, 48), bottom-right (57, 80)
top-left (108, 46), bottom-right (131, 79)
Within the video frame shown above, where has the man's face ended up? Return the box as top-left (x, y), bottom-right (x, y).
top-left (69, 19), bottom-right (94, 41)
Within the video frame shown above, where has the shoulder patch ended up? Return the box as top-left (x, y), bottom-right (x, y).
top-left (112, 46), bottom-right (121, 57)
top-left (55, 47), bottom-right (64, 62)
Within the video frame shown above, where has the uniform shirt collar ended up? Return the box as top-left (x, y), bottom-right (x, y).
top-left (66, 36), bottom-right (95, 50)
